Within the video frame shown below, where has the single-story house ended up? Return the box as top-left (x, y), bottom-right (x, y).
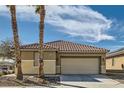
top-left (14, 40), bottom-right (108, 75)
top-left (106, 48), bottom-right (124, 71)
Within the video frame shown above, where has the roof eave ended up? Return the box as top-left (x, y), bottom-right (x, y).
top-left (11, 48), bottom-right (58, 52)
top-left (59, 51), bottom-right (107, 54)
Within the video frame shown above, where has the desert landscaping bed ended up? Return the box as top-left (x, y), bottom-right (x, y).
top-left (0, 74), bottom-right (60, 87)
top-left (106, 72), bottom-right (124, 84)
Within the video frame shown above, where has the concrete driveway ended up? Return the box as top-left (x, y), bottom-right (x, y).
top-left (55, 75), bottom-right (124, 88)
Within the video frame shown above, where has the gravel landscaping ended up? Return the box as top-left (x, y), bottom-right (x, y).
top-left (106, 72), bottom-right (124, 84)
top-left (0, 74), bottom-right (60, 87)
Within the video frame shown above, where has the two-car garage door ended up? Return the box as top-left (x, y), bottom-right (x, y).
top-left (61, 57), bottom-right (100, 74)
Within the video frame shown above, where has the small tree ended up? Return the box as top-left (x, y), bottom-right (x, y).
top-left (0, 39), bottom-right (14, 60)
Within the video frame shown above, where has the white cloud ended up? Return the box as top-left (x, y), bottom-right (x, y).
top-left (0, 5), bottom-right (114, 42)
top-left (0, 6), bottom-right (38, 21)
top-left (46, 6), bottom-right (114, 42)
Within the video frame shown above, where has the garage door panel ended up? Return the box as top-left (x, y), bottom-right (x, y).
top-left (61, 58), bottom-right (99, 74)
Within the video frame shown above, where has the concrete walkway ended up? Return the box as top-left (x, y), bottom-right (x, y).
top-left (54, 75), bottom-right (124, 88)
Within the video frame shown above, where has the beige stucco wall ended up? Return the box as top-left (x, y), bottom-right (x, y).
top-left (43, 51), bottom-right (56, 60)
top-left (100, 55), bottom-right (106, 74)
top-left (106, 56), bottom-right (124, 70)
top-left (15, 51), bottom-right (56, 75)
top-left (15, 60), bottom-right (56, 74)
top-left (21, 51), bottom-right (56, 60)
top-left (21, 52), bottom-right (34, 60)
top-left (43, 60), bottom-right (56, 74)
top-left (21, 60), bottom-right (38, 74)
top-left (15, 51), bottom-right (106, 75)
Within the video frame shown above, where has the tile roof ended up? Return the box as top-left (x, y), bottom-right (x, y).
top-left (19, 40), bottom-right (108, 53)
top-left (106, 48), bottom-right (124, 58)
top-left (20, 43), bottom-right (57, 49)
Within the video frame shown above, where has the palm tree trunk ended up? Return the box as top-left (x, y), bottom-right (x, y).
top-left (38, 5), bottom-right (45, 78)
top-left (10, 5), bottom-right (23, 80)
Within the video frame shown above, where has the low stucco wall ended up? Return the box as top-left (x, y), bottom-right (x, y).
top-left (43, 60), bottom-right (56, 74)
top-left (106, 56), bottom-right (124, 70)
top-left (21, 60), bottom-right (38, 74)
top-left (15, 60), bottom-right (56, 74)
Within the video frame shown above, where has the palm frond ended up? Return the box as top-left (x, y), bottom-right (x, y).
top-left (35, 5), bottom-right (40, 14)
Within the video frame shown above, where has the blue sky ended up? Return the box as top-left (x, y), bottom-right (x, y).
top-left (0, 5), bottom-right (124, 52)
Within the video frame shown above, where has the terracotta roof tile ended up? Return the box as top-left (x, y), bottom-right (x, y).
top-left (19, 43), bottom-right (57, 50)
top-left (19, 40), bottom-right (108, 53)
top-left (106, 48), bottom-right (124, 58)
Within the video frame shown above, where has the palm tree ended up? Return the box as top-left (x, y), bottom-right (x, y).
top-left (8, 5), bottom-right (23, 80)
top-left (35, 5), bottom-right (45, 78)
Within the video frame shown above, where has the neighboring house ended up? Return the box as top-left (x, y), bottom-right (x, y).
top-left (0, 58), bottom-right (15, 72)
top-left (14, 40), bottom-right (108, 75)
top-left (0, 44), bottom-right (15, 73)
top-left (106, 48), bottom-right (124, 71)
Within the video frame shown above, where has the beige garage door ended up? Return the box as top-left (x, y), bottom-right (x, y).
top-left (61, 57), bottom-right (100, 74)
